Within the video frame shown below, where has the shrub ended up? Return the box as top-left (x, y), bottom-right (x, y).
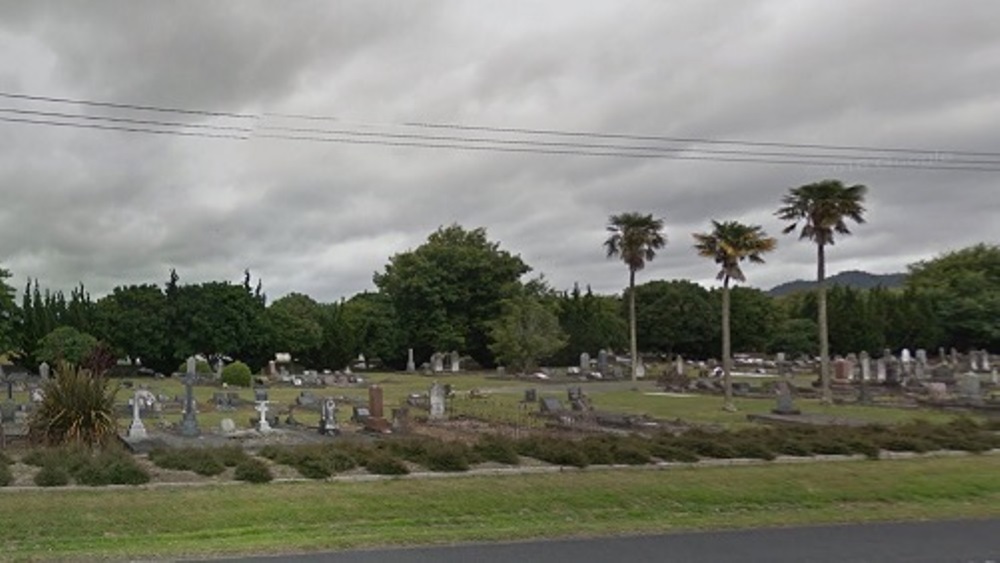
top-left (472, 434), bottom-right (520, 465)
top-left (234, 458), bottom-right (273, 483)
top-left (612, 444), bottom-right (652, 465)
top-left (221, 361), bottom-right (253, 387)
top-left (649, 444), bottom-right (699, 463)
top-left (422, 443), bottom-right (470, 472)
top-left (364, 453), bottom-right (409, 475)
top-left (579, 437), bottom-right (615, 466)
top-left (294, 455), bottom-right (332, 479)
top-left (0, 463), bottom-right (11, 487)
top-left (34, 465), bottom-right (70, 487)
top-left (517, 436), bottom-right (588, 468)
top-left (214, 446), bottom-right (249, 467)
top-left (149, 447), bottom-right (225, 476)
top-left (75, 450), bottom-right (150, 486)
top-left (0, 451), bottom-right (11, 466)
top-left (28, 365), bottom-right (119, 447)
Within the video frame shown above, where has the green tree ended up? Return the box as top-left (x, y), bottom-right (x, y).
top-left (906, 243), bottom-right (1000, 350)
top-left (776, 179), bottom-right (867, 403)
top-left (0, 266), bottom-right (15, 354)
top-left (170, 281), bottom-right (266, 364)
top-left (552, 284), bottom-right (627, 365)
top-left (488, 294), bottom-right (567, 374)
top-left (632, 280), bottom-right (717, 359)
top-left (266, 293), bottom-right (324, 360)
top-left (374, 224), bottom-right (530, 367)
top-left (693, 220), bottom-right (776, 411)
top-left (92, 284), bottom-right (169, 370)
top-left (36, 326), bottom-right (99, 366)
top-left (769, 317), bottom-right (819, 357)
top-left (723, 286), bottom-right (782, 355)
top-left (604, 212), bottom-right (667, 380)
top-left (340, 292), bottom-right (405, 369)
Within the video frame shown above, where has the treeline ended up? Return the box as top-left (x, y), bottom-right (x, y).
top-left (0, 227), bottom-right (996, 374)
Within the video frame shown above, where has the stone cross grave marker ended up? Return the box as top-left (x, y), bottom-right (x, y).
top-left (255, 401), bottom-right (272, 432)
top-left (320, 398), bottom-right (338, 435)
top-left (127, 390), bottom-right (148, 439)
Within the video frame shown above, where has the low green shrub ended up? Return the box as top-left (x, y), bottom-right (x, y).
top-left (422, 442), bottom-right (470, 472)
top-left (364, 453), bottom-right (409, 475)
top-left (234, 458), bottom-right (273, 483)
top-left (214, 446), bottom-right (250, 467)
top-left (221, 361), bottom-right (252, 387)
top-left (649, 444), bottom-right (699, 463)
top-left (34, 465), bottom-right (70, 487)
top-left (0, 463), bottom-right (11, 487)
top-left (148, 447), bottom-right (225, 476)
top-left (472, 434), bottom-right (520, 465)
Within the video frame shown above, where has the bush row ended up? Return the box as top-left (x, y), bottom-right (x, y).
top-left (22, 446), bottom-right (150, 486)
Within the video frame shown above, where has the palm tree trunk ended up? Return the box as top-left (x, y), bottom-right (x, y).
top-left (722, 277), bottom-right (735, 411)
top-left (629, 267), bottom-right (638, 381)
top-left (817, 243), bottom-right (831, 404)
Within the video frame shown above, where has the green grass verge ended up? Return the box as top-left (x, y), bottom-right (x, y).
top-left (1, 455), bottom-right (998, 560)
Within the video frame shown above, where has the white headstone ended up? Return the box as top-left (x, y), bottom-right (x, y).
top-left (579, 352), bottom-right (590, 373)
top-left (256, 401), bottom-right (271, 432)
top-left (127, 390), bottom-right (148, 439)
top-left (220, 418), bottom-right (236, 433)
top-left (859, 352), bottom-right (871, 381)
top-left (429, 382), bottom-right (446, 420)
top-left (450, 351), bottom-right (460, 373)
top-left (981, 350), bottom-right (991, 371)
top-left (38, 362), bottom-right (50, 380)
top-left (635, 362), bottom-right (646, 378)
top-left (186, 356), bottom-right (197, 375)
top-left (876, 359), bottom-right (887, 382)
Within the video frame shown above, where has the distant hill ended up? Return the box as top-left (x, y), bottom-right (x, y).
top-left (767, 270), bottom-right (906, 297)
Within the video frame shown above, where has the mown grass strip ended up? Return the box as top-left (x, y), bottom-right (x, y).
top-left (1, 455), bottom-right (999, 560)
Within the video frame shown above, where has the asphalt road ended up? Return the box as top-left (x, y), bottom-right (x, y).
top-left (189, 519), bottom-right (999, 563)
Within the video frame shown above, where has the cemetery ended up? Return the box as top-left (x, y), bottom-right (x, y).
top-left (2, 347), bottom-right (998, 489)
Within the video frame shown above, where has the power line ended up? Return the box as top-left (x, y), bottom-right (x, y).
top-left (0, 91), bottom-right (257, 120)
top-left (256, 123), bottom-right (1000, 166)
top-left (2, 90), bottom-right (999, 170)
top-left (0, 116), bottom-right (250, 140)
top-left (0, 107), bottom-right (255, 134)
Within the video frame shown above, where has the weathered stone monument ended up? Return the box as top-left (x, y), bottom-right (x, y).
top-left (431, 352), bottom-right (444, 373)
top-left (319, 398), bottom-right (338, 435)
top-left (859, 352), bottom-right (871, 382)
top-left (772, 380), bottom-right (800, 415)
top-left (406, 348), bottom-right (416, 373)
top-left (450, 351), bottom-right (461, 373)
top-left (38, 362), bottom-right (50, 381)
top-left (429, 382), bottom-right (447, 420)
top-left (675, 355), bottom-right (685, 377)
top-left (255, 401), bottom-right (272, 432)
top-left (364, 384), bottom-right (390, 433)
top-left (597, 349), bottom-right (609, 375)
top-left (127, 390), bottom-right (148, 439)
top-left (180, 356), bottom-right (200, 437)
top-left (957, 373), bottom-right (982, 405)
top-left (579, 352), bottom-right (590, 374)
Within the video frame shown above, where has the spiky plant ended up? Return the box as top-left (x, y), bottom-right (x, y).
top-left (28, 364), bottom-right (120, 448)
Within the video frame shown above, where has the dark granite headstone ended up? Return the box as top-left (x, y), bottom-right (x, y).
top-left (539, 397), bottom-right (563, 413)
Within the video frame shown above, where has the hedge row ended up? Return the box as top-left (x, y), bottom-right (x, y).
top-left (21, 446), bottom-right (150, 486)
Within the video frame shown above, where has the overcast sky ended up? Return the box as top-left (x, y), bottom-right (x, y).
top-left (1, 1), bottom-right (998, 303)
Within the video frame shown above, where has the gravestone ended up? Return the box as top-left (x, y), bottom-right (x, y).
top-left (220, 418), bottom-right (236, 434)
top-left (39, 362), bottom-right (50, 381)
top-left (900, 348), bottom-right (912, 376)
top-left (926, 382), bottom-right (948, 402)
top-left (406, 348), bottom-right (416, 373)
top-left (450, 351), bottom-right (461, 373)
top-left (938, 347), bottom-right (947, 365)
top-left (127, 390), bottom-right (148, 439)
top-left (180, 357), bottom-right (200, 437)
top-left (859, 352), bottom-right (871, 382)
top-left (431, 353), bottom-right (444, 373)
top-left (982, 350), bottom-right (991, 371)
top-left (635, 362), bottom-right (646, 378)
top-left (296, 391), bottom-right (317, 407)
top-left (391, 407), bottom-right (410, 433)
top-left (319, 398), bottom-right (339, 435)
top-left (255, 401), bottom-right (272, 432)
top-left (369, 385), bottom-right (385, 419)
top-left (523, 388), bottom-right (537, 403)
top-left (914, 361), bottom-right (926, 380)
top-left (597, 349), bottom-right (609, 375)
top-left (539, 397), bottom-right (563, 413)
top-left (675, 355), bottom-right (685, 377)
top-left (268, 360), bottom-right (276, 376)
top-left (950, 347), bottom-right (960, 366)
top-left (833, 357), bottom-right (849, 382)
top-left (254, 387), bottom-right (269, 402)
top-left (772, 380), bottom-right (800, 415)
top-left (429, 382), bottom-right (447, 421)
top-left (957, 373), bottom-right (982, 405)
top-left (579, 352), bottom-right (590, 374)
top-left (915, 349), bottom-right (928, 365)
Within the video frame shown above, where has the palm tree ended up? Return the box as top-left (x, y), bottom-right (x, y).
top-left (693, 221), bottom-right (777, 411)
top-left (605, 212), bottom-right (667, 380)
top-left (776, 179), bottom-right (867, 404)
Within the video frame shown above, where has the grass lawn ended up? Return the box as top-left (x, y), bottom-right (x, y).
top-left (1, 455), bottom-right (998, 560)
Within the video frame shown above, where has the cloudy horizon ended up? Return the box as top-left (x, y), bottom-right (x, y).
top-left (1, 1), bottom-right (998, 303)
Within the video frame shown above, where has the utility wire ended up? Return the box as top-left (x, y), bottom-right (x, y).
top-left (0, 107), bottom-right (255, 134)
top-left (256, 124), bottom-right (1000, 166)
top-left (2, 90), bottom-right (1000, 170)
top-left (0, 91), bottom-right (257, 120)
